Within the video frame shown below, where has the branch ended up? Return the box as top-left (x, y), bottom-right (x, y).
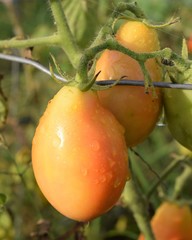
top-left (0, 35), bottom-right (60, 49)
top-left (75, 38), bottom-right (191, 90)
top-left (49, 0), bottom-right (81, 69)
top-left (123, 180), bottom-right (155, 240)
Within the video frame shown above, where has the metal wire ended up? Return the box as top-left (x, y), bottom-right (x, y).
top-left (0, 53), bottom-right (66, 82)
top-left (0, 53), bottom-right (192, 90)
top-left (96, 80), bottom-right (192, 89)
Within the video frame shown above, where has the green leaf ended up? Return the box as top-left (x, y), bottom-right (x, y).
top-left (62, 0), bottom-right (111, 48)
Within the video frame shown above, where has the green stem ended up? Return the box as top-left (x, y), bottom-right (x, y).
top-left (90, 2), bottom-right (145, 48)
top-left (49, 0), bottom-right (81, 69)
top-left (76, 38), bottom-right (163, 90)
top-left (0, 35), bottom-right (59, 49)
top-left (123, 180), bottom-right (155, 240)
top-left (172, 165), bottom-right (192, 200)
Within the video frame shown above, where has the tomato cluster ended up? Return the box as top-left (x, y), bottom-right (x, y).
top-left (32, 17), bottom-right (192, 226)
top-left (31, 21), bottom-right (163, 222)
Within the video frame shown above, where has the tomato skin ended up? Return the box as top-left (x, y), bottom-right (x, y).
top-left (96, 21), bottom-right (162, 147)
top-left (163, 88), bottom-right (192, 150)
top-left (32, 86), bottom-right (129, 222)
top-left (138, 202), bottom-right (192, 240)
top-left (187, 36), bottom-right (192, 53)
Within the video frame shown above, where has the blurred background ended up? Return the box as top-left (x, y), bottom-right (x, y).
top-left (0, 0), bottom-right (192, 239)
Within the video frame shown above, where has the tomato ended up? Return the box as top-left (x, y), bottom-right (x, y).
top-left (95, 21), bottom-right (162, 147)
top-left (32, 86), bottom-right (129, 222)
top-left (187, 36), bottom-right (192, 53)
top-left (163, 87), bottom-right (192, 151)
top-left (138, 201), bottom-right (192, 240)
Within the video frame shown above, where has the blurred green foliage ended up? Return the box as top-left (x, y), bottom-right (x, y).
top-left (0, 0), bottom-right (192, 239)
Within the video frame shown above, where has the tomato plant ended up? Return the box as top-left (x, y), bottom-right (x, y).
top-left (32, 86), bottom-right (129, 222)
top-left (95, 21), bottom-right (163, 147)
top-left (1, 0), bottom-right (192, 239)
top-left (138, 201), bottom-right (192, 240)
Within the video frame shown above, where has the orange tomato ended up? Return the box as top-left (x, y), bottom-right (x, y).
top-left (96, 21), bottom-right (162, 147)
top-left (187, 36), bottom-right (192, 53)
top-left (32, 86), bottom-right (129, 222)
top-left (138, 201), bottom-right (192, 240)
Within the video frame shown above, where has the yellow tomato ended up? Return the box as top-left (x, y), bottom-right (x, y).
top-left (96, 21), bottom-right (162, 147)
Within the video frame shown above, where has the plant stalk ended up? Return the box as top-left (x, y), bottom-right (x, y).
top-left (0, 35), bottom-right (59, 49)
top-left (123, 179), bottom-right (155, 240)
top-left (49, 0), bottom-right (82, 69)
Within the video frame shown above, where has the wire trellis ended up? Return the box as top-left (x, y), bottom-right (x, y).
top-left (0, 53), bottom-right (192, 90)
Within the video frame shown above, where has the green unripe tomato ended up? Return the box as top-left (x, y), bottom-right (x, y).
top-left (163, 87), bottom-right (192, 150)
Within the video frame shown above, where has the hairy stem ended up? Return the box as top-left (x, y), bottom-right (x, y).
top-left (0, 35), bottom-right (60, 49)
top-left (49, 0), bottom-right (81, 69)
top-left (76, 38), bottom-right (163, 89)
top-left (172, 165), bottom-right (192, 200)
top-left (123, 180), bottom-right (155, 240)
top-left (90, 2), bottom-right (145, 48)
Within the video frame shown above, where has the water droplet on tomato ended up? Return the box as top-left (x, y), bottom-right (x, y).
top-left (91, 141), bottom-right (100, 151)
top-left (81, 168), bottom-right (88, 176)
top-left (126, 175), bottom-right (131, 181)
top-left (100, 176), bottom-right (106, 183)
top-left (114, 178), bottom-right (121, 188)
top-left (56, 127), bottom-right (64, 148)
top-left (110, 160), bottom-right (116, 168)
top-left (93, 179), bottom-right (99, 184)
top-left (100, 167), bottom-right (105, 174)
top-left (107, 172), bottom-right (113, 181)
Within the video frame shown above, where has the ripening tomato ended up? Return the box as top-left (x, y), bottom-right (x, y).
top-left (187, 36), bottom-right (192, 53)
top-left (95, 21), bottom-right (162, 147)
top-left (32, 86), bottom-right (129, 222)
top-left (138, 201), bottom-right (192, 240)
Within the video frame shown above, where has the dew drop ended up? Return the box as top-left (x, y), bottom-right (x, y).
top-left (81, 168), bottom-right (88, 176)
top-left (93, 179), bottom-right (99, 185)
top-left (107, 172), bottom-right (113, 181)
top-left (126, 175), bottom-right (131, 181)
top-left (52, 127), bottom-right (65, 148)
top-left (91, 141), bottom-right (100, 151)
top-left (110, 160), bottom-right (116, 168)
top-left (114, 178), bottom-right (121, 188)
top-left (100, 176), bottom-right (106, 183)
top-left (100, 167), bottom-right (105, 174)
